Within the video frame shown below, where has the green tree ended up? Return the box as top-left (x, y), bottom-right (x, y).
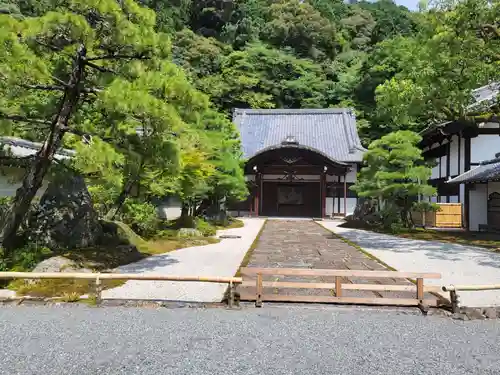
top-left (263, 0), bottom-right (338, 60)
top-left (358, 0), bottom-right (419, 44)
top-left (375, 0), bottom-right (500, 133)
top-left (0, 0), bottom-right (193, 250)
top-left (200, 42), bottom-right (333, 110)
top-left (352, 131), bottom-right (436, 229)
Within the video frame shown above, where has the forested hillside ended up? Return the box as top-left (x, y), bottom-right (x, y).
top-left (3, 0), bottom-right (499, 143)
top-left (0, 0), bottom-right (498, 252)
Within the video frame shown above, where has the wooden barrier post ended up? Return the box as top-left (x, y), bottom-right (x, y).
top-left (256, 273), bottom-right (263, 307)
top-left (416, 278), bottom-right (429, 315)
top-left (416, 278), bottom-right (424, 301)
top-left (335, 276), bottom-right (342, 297)
top-left (228, 280), bottom-right (235, 308)
top-left (95, 274), bottom-right (102, 306)
top-left (450, 290), bottom-right (459, 313)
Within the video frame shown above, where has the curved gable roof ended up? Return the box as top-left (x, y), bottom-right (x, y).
top-left (233, 108), bottom-right (366, 163)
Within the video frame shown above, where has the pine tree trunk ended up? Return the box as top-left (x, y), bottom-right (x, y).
top-left (0, 45), bottom-right (87, 252)
top-left (106, 160), bottom-right (144, 221)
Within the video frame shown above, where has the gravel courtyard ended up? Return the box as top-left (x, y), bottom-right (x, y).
top-left (320, 221), bottom-right (500, 307)
top-left (101, 218), bottom-right (266, 302)
top-left (0, 305), bottom-right (499, 375)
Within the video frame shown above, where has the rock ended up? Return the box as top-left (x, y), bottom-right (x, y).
top-left (27, 174), bottom-right (102, 250)
top-left (451, 313), bottom-right (470, 321)
top-left (0, 289), bottom-right (16, 299)
top-left (483, 307), bottom-right (498, 319)
top-left (29, 256), bottom-right (92, 285)
top-left (178, 228), bottom-right (202, 238)
top-left (463, 307), bottom-right (486, 320)
top-left (32, 256), bottom-right (91, 273)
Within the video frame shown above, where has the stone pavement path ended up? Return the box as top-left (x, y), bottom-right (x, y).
top-left (102, 218), bottom-right (266, 302)
top-left (320, 220), bottom-right (500, 307)
top-left (239, 219), bottom-right (437, 301)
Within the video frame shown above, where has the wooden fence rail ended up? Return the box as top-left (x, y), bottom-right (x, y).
top-left (240, 267), bottom-right (442, 310)
top-left (442, 284), bottom-right (500, 313)
top-left (0, 272), bottom-right (242, 307)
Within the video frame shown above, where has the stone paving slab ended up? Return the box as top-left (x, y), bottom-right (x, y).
top-left (240, 220), bottom-right (437, 302)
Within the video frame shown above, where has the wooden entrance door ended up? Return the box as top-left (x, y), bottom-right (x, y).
top-left (261, 182), bottom-right (320, 217)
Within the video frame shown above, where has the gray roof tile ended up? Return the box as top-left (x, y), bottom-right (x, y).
top-left (233, 108), bottom-right (366, 163)
top-left (448, 156), bottom-right (500, 184)
top-left (0, 136), bottom-right (75, 160)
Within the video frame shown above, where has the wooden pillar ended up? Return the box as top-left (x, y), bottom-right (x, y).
top-left (343, 174), bottom-right (347, 216)
top-left (321, 173), bottom-right (326, 218)
top-left (255, 173), bottom-right (261, 216)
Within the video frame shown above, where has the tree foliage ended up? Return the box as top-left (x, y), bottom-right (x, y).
top-left (0, 0), bottom-right (247, 250)
top-left (352, 131), bottom-right (436, 229)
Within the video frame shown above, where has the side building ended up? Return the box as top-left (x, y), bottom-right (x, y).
top-left (419, 82), bottom-right (500, 231)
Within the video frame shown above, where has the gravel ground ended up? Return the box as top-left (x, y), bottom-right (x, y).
top-left (320, 220), bottom-right (500, 307)
top-left (101, 218), bottom-right (266, 302)
top-left (0, 305), bottom-right (499, 375)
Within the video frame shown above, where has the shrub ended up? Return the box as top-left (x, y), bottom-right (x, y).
top-left (195, 218), bottom-right (217, 237)
top-left (0, 244), bottom-right (52, 272)
top-left (120, 199), bottom-right (159, 238)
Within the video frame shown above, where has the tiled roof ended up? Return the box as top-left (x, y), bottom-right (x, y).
top-left (233, 108), bottom-right (366, 162)
top-left (421, 81), bottom-right (500, 138)
top-left (0, 136), bottom-right (75, 160)
top-left (447, 156), bottom-right (500, 184)
top-left (469, 82), bottom-right (500, 109)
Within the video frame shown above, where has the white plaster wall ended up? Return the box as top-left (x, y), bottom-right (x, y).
top-left (449, 136), bottom-right (459, 176)
top-left (156, 197), bottom-right (182, 220)
top-left (471, 135), bottom-right (500, 163)
top-left (460, 137), bottom-right (466, 173)
top-left (345, 198), bottom-right (356, 215)
top-left (449, 195), bottom-right (459, 203)
top-left (0, 172), bottom-right (48, 197)
top-left (431, 158), bottom-right (440, 179)
top-left (245, 175), bottom-right (255, 181)
top-left (326, 197), bottom-right (334, 217)
top-left (344, 164), bottom-right (358, 183)
top-left (469, 184), bottom-right (488, 231)
top-left (482, 122), bottom-right (499, 129)
top-left (440, 155), bottom-right (447, 178)
top-left (328, 197), bottom-right (356, 216)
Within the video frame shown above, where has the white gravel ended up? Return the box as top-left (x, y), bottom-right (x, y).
top-left (319, 220), bottom-right (500, 307)
top-left (102, 218), bottom-right (266, 302)
top-left (1, 305), bottom-right (499, 375)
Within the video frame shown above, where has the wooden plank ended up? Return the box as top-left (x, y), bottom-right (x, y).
top-left (256, 273), bottom-right (263, 307)
top-left (240, 281), bottom-right (442, 293)
top-left (417, 278), bottom-right (424, 300)
top-left (242, 281), bottom-right (337, 289)
top-left (240, 268), bottom-right (441, 279)
top-left (239, 293), bottom-right (438, 307)
top-left (335, 276), bottom-right (342, 297)
top-left (0, 272), bottom-right (243, 283)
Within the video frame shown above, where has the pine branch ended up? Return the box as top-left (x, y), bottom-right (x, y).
top-left (85, 61), bottom-right (118, 74)
top-left (0, 113), bottom-right (51, 126)
top-left (20, 84), bottom-right (65, 91)
top-left (86, 53), bottom-right (150, 61)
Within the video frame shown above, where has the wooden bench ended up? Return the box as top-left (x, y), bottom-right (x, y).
top-left (239, 267), bottom-right (443, 309)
